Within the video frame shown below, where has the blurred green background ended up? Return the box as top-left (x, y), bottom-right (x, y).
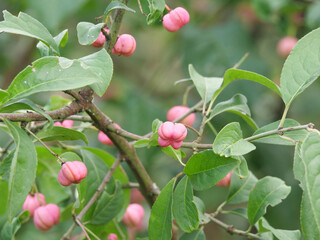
top-left (0, 0), bottom-right (320, 239)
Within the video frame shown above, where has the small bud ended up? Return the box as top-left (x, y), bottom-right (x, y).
top-left (33, 204), bottom-right (60, 231)
top-left (122, 203), bottom-right (145, 228)
top-left (130, 188), bottom-right (144, 203)
top-left (163, 7), bottom-right (190, 32)
top-left (98, 124), bottom-right (121, 146)
top-left (91, 32), bottom-right (106, 48)
top-left (22, 193), bottom-right (46, 217)
top-left (216, 171), bottom-right (233, 187)
top-left (112, 34), bottom-right (136, 57)
top-left (158, 121), bottom-right (187, 149)
top-left (107, 233), bottom-right (118, 240)
top-left (58, 161), bottom-right (87, 186)
top-left (167, 105), bottom-right (196, 126)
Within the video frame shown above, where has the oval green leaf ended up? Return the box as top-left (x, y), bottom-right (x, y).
top-left (149, 178), bottom-right (175, 240)
top-left (280, 28), bottom-right (320, 106)
top-left (4, 119), bottom-right (37, 222)
top-left (247, 176), bottom-right (291, 225)
top-left (173, 176), bottom-right (199, 232)
top-left (37, 126), bottom-right (88, 144)
top-left (184, 150), bottom-right (239, 191)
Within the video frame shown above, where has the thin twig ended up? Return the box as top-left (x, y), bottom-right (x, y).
top-left (137, 0), bottom-right (147, 16)
top-left (205, 213), bottom-right (264, 239)
top-left (25, 128), bottom-right (64, 163)
top-left (78, 156), bottom-right (121, 219)
top-left (122, 182), bottom-right (140, 188)
top-left (74, 216), bottom-right (91, 240)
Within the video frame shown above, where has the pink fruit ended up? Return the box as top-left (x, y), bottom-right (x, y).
top-left (33, 203), bottom-right (60, 231)
top-left (98, 124), bottom-right (121, 146)
top-left (167, 105), bottom-right (196, 126)
top-left (107, 233), bottom-right (118, 240)
top-left (158, 121), bottom-right (187, 149)
top-left (91, 32), bottom-right (106, 48)
top-left (162, 7), bottom-right (190, 32)
top-left (216, 171), bottom-right (233, 187)
top-left (58, 161), bottom-right (87, 186)
top-left (54, 120), bottom-right (74, 129)
top-left (22, 193), bottom-right (46, 217)
top-left (112, 34), bottom-right (136, 57)
top-left (122, 203), bottom-right (145, 228)
top-left (277, 36), bottom-right (298, 58)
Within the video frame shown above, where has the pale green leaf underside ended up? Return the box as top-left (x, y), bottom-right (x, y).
top-left (189, 64), bottom-right (223, 103)
top-left (77, 22), bottom-right (104, 45)
top-left (213, 122), bottom-right (256, 156)
top-left (210, 94), bottom-right (258, 130)
top-left (0, 10), bottom-right (59, 54)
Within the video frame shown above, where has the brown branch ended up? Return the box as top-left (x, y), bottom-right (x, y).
top-left (0, 101), bottom-right (83, 122)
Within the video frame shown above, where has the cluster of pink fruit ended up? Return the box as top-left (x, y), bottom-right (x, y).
top-left (23, 193), bottom-right (60, 231)
top-left (92, 29), bottom-right (136, 57)
top-left (91, 5), bottom-right (190, 57)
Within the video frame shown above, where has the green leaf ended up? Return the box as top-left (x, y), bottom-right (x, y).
top-left (222, 69), bottom-right (281, 96)
top-left (76, 22), bottom-right (104, 45)
top-left (209, 94), bottom-right (258, 130)
top-left (189, 64), bottom-right (223, 103)
top-left (0, 151), bottom-right (14, 181)
top-left (5, 56), bottom-right (103, 103)
top-left (0, 99), bottom-right (53, 127)
top-left (4, 120), bottom-right (37, 222)
top-left (180, 229), bottom-right (206, 240)
top-left (79, 49), bottom-right (113, 96)
top-left (104, 1), bottom-right (135, 18)
top-left (91, 181), bottom-right (124, 225)
top-left (1, 211), bottom-right (30, 240)
top-left (293, 133), bottom-right (320, 240)
top-left (37, 126), bottom-right (88, 144)
top-left (258, 218), bottom-right (301, 240)
top-left (149, 178), bottom-right (175, 240)
top-left (227, 171), bottom-right (258, 204)
top-left (0, 180), bottom-right (8, 215)
top-left (0, 89), bottom-right (8, 104)
top-left (213, 122), bottom-right (256, 157)
top-left (79, 150), bottom-right (110, 205)
top-left (280, 28), bottom-right (320, 106)
top-left (173, 176), bottom-right (199, 232)
top-left (47, 95), bottom-right (71, 111)
top-left (252, 119), bottom-right (308, 146)
top-left (193, 197), bottom-right (210, 224)
top-left (152, 119), bottom-right (163, 133)
top-left (134, 139), bottom-right (150, 148)
top-left (147, 0), bottom-right (165, 25)
top-left (184, 150), bottom-right (239, 191)
top-left (224, 208), bottom-right (247, 219)
top-left (82, 147), bottom-right (130, 221)
top-left (161, 146), bottom-right (186, 166)
top-left (247, 176), bottom-right (291, 225)
top-left (0, 11), bottom-right (59, 54)
top-left (37, 29), bottom-right (68, 57)
top-left (233, 156), bottom-right (248, 179)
